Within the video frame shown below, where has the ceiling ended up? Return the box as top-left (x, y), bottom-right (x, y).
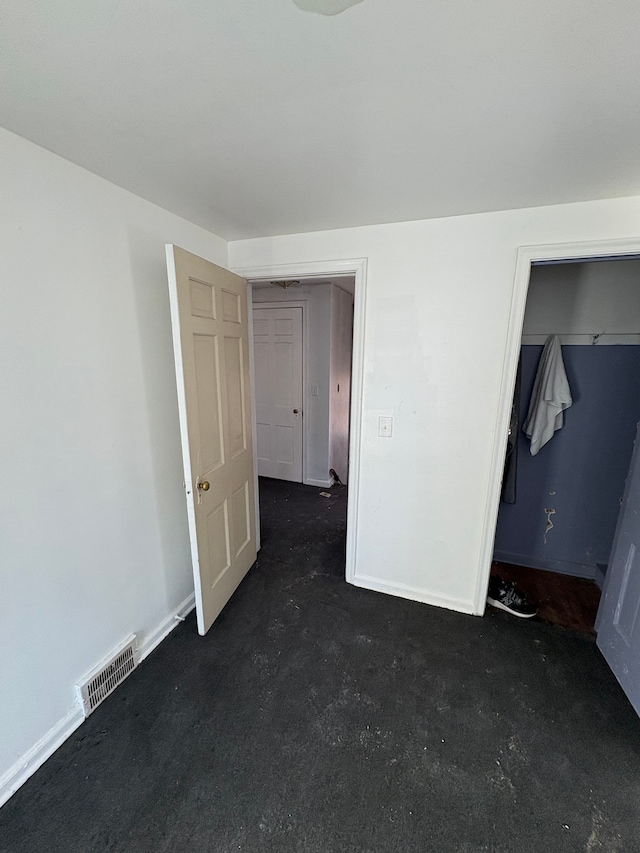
top-left (2, 1), bottom-right (640, 240)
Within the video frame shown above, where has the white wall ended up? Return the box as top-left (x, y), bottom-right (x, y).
top-left (0, 128), bottom-right (226, 802)
top-left (523, 259), bottom-right (640, 340)
top-left (252, 282), bottom-right (333, 486)
top-left (229, 195), bottom-right (640, 614)
top-left (329, 285), bottom-right (354, 484)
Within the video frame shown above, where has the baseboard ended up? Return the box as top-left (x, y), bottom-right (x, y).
top-left (139, 592), bottom-right (195, 662)
top-left (351, 573), bottom-right (476, 615)
top-left (0, 591), bottom-right (196, 810)
top-left (305, 478), bottom-right (333, 488)
top-left (493, 550), bottom-right (597, 581)
top-left (0, 705), bottom-right (84, 809)
top-left (594, 563), bottom-right (608, 590)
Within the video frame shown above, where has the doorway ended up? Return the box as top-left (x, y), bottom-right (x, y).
top-left (250, 277), bottom-right (355, 490)
top-left (247, 275), bottom-right (356, 584)
top-left (234, 258), bottom-right (368, 586)
top-left (479, 238), bottom-right (640, 713)
top-left (478, 238), bottom-right (640, 611)
top-left (491, 255), bottom-right (640, 628)
top-left (166, 250), bottom-right (367, 635)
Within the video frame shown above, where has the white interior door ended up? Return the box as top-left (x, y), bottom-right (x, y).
top-left (166, 245), bottom-right (257, 636)
top-left (597, 420), bottom-right (640, 716)
top-left (253, 306), bottom-right (304, 482)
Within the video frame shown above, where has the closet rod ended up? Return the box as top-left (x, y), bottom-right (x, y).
top-left (522, 332), bottom-right (640, 344)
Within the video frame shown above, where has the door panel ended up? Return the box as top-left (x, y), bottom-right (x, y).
top-left (597, 421), bottom-right (640, 716)
top-left (193, 335), bottom-right (224, 471)
top-left (222, 288), bottom-right (241, 322)
top-left (253, 306), bottom-right (303, 482)
top-left (232, 481), bottom-right (251, 555)
top-left (166, 245), bottom-right (257, 635)
top-left (224, 334), bottom-right (247, 458)
top-left (205, 499), bottom-right (231, 586)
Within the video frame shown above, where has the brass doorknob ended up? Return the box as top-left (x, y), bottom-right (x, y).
top-left (198, 480), bottom-right (210, 491)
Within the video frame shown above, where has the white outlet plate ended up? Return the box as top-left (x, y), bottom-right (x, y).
top-left (378, 416), bottom-right (393, 437)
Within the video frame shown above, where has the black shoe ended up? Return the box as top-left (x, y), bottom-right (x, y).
top-left (487, 577), bottom-right (537, 618)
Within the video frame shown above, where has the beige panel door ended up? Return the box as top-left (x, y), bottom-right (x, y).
top-left (166, 245), bottom-right (257, 635)
top-left (253, 306), bottom-right (303, 482)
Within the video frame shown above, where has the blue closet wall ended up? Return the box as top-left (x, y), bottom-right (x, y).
top-left (493, 344), bottom-right (640, 581)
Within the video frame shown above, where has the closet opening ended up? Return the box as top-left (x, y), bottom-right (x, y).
top-left (488, 253), bottom-right (640, 635)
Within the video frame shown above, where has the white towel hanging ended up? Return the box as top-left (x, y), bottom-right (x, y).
top-left (522, 335), bottom-right (573, 456)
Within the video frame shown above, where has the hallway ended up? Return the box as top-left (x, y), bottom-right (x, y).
top-left (1, 478), bottom-right (639, 852)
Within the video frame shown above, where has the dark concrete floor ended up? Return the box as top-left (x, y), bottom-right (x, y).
top-left (2, 477), bottom-right (640, 852)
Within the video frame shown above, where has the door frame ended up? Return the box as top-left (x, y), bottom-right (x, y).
top-left (234, 258), bottom-right (368, 585)
top-left (477, 236), bottom-right (640, 615)
top-left (252, 300), bottom-right (308, 484)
